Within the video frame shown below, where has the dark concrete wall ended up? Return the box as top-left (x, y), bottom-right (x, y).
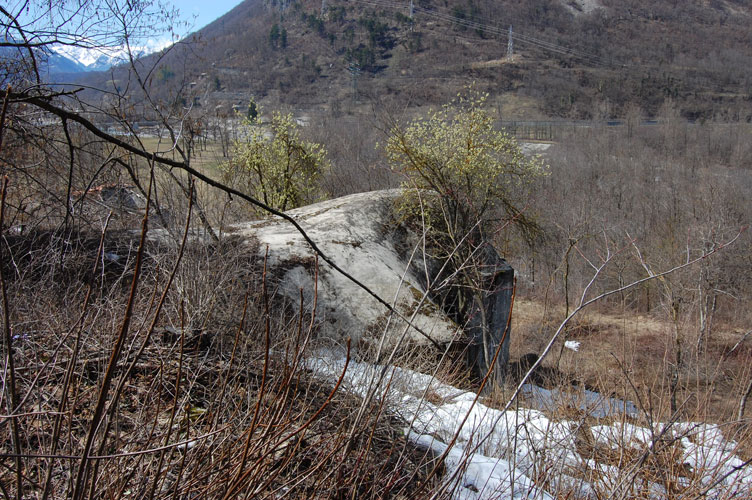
top-left (466, 246), bottom-right (514, 391)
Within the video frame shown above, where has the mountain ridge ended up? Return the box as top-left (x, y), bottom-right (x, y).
top-left (50, 39), bottom-right (175, 74)
top-left (73, 0), bottom-right (752, 121)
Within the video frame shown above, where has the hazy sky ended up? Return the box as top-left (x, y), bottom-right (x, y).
top-left (10, 0), bottom-right (243, 44)
top-left (175, 0), bottom-right (243, 33)
top-left (7, 0), bottom-right (244, 64)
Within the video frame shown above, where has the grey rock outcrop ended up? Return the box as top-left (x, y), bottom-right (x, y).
top-left (230, 190), bottom-right (513, 378)
top-left (231, 190), bottom-right (456, 349)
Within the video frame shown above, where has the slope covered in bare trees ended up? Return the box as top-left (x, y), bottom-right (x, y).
top-left (74, 0), bottom-right (752, 121)
top-left (3, 1), bottom-right (752, 497)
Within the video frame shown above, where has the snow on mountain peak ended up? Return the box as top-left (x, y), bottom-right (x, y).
top-left (52, 38), bottom-right (175, 72)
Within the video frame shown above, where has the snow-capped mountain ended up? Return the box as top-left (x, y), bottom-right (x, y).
top-left (43, 50), bottom-right (89, 74)
top-left (1, 34), bottom-right (174, 82)
top-left (50, 38), bottom-right (174, 73)
top-left (1, 35), bottom-right (86, 80)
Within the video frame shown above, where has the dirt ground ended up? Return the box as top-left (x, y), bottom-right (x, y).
top-left (510, 298), bottom-right (752, 425)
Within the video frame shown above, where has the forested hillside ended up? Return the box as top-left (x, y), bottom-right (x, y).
top-left (4, 1), bottom-right (752, 497)
top-left (76, 0), bottom-right (752, 120)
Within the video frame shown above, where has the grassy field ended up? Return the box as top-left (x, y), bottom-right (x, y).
top-left (511, 298), bottom-right (752, 439)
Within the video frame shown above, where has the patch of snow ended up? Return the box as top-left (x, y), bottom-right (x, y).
top-left (564, 340), bottom-right (580, 351)
top-left (521, 384), bottom-right (639, 419)
top-left (560, 0), bottom-right (602, 16)
top-left (519, 142), bottom-right (552, 155)
top-left (309, 356), bottom-right (556, 498)
top-left (675, 423), bottom-right (752, 496)
top-left (409, 431), bottom-right (553, 500)
top-left (308, 354), bottom-right (752, 499)
top-left (590, 422), bottom-right (652, 449)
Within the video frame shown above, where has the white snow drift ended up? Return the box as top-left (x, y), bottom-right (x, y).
top-left (310, 356), bottom-right (752, 500)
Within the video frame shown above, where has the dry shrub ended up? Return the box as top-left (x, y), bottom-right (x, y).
top-left (0, 214), bottom-right (441, 499)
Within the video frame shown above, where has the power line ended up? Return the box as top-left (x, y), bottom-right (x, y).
top-left (414, 6), bottom-right (612, 66)
top-left (310, 0), bottom-right (623, 83)
top-left (348, 0), bottom-right (617, 67)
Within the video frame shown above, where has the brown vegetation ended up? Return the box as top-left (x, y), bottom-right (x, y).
top-left (75, 0), bottom-right (752, 121)
top-left (3, 1), bottom-right (752, 497)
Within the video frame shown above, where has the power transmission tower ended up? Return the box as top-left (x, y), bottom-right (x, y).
top-left (507, 25), bottom-right (514, 58)
top-left (348, 61), bottom-right (361, 103)
top-left (507, 25), bottom-right (513, 58)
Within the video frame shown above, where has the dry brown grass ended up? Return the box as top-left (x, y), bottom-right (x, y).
top-left (510, 295), bottom-right (752, 466)
top-left (0, 218), bottom-right (444, 499)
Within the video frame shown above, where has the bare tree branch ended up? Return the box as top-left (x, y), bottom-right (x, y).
top-left (8, 90), bottom-right (443, 348)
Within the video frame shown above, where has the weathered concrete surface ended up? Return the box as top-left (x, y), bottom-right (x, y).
top-left (230, 190), bottom-right (460, 349)
top-left (229, 189), bottom-right (514, 386)
top-left (465, 245), bottom-right (514, 388)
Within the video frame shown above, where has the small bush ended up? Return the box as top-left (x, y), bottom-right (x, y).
top-left (224, 109), bottom-right (329, 212)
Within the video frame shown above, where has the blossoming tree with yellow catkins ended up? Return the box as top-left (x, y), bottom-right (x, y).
top-left (226, 108), bottom-right (329, 212)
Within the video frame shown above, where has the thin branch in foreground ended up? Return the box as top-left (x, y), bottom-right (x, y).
top-left (9, 91), bottom-right (442, 349)
top-left (1, 177), bottom-right (23, 500)
top-left (71, 171), bottom-right (154, 500)
top-left (502, 226), bottom-right (745, 415)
